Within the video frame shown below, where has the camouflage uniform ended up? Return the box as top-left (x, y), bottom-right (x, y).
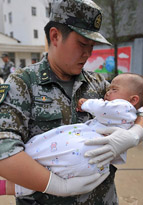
top-left (0, 60), bottom-right (15, 82)
top-left (0, 1), bottom-right (117, 204)
top-left (0, 54), bottom-right (118, 204)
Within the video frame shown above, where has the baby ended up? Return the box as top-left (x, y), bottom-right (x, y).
top-left (2, 73), bottom-right (143, 196)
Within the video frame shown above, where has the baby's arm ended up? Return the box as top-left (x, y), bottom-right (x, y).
top-left (81, 99), bottom-right (137, 125)
top-left (81, 98), bottom-right (106, 116)
top-left (77, 98), bottom-right (109, 116)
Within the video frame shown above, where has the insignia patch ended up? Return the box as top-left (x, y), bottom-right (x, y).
top-left (35, 96), bottom-right (53, 103)
top-left (94, 13), bottom-right (102, 30)
top-left (41, 70), bottom-right (49, 82)
top-left (0, 84), bottom-right (10, 104)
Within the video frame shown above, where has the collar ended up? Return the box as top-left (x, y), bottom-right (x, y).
top-left (38, 53), bottom-right (56, 85)
top-left (38, 53), bottom-right (87, 85)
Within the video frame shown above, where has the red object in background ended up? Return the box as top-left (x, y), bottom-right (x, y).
top-left (84, 46), bottom-right (131, 73)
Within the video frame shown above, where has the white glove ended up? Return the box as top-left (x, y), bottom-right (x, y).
top-left (84, 124), bottom-right (143, 167)
top-left (44, 171), bottom-right (109, 196)
top-left (15, 171), bottom-right (109, 197)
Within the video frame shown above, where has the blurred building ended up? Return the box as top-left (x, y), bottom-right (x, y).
top-left (0, 32), bottom-right (45, 68)
top-left (0, 0), bottom-right (52, 68)
top-left (0, 0), bottom-right (142, 77)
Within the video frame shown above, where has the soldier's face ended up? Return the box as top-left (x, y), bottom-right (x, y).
top-left (2, 57), bottom-right (8, 63)
top-left (50, 30), bottom-right (95, 80)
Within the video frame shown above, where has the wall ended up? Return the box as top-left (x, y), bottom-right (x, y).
top-left (132, 38), bottom-right (143, 75)
top-left (2, 0), bottom-right (49, 45)
top-left (0, 0), bottom-right (4, 33)
top-left (84, 38), bottom-right (143, 79)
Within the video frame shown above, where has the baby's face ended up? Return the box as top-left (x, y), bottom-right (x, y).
top-left (104, 75), bottom-right (131, 101)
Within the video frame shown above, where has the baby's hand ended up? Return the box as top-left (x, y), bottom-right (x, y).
top-left (76, 98), bottom-right (87, 112)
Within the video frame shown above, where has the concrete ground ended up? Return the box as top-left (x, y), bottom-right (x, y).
top-left (115, 142), bottom-right (143, 205)
top-left (0, 142), bottom-right (143, 205)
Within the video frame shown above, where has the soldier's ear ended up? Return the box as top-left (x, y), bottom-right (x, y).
top-left (49, 27), bottom-right (61, 47)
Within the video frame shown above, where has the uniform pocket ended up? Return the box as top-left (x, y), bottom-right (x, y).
top-left (31, 101), bottom-right (62, 122)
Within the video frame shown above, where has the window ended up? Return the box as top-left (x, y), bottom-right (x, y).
top-left (8, 52), bottom-right (15, 64)
top-left (31, 53), bottom-right (40, 63)
top-left (33, 30), bottom-right (38, 38)
top-left (20, 59), bottom-right (26, 68)
top-left (31, 7), bottom-right (36, 16)
top-left (8, 12), bottom-right (12, 23)
top-left (45, 3), bottom-right (51, 17)
top-left (45, 7), bottom-right (49, 17)
top-left (10, 31), bottom-right (13, 37)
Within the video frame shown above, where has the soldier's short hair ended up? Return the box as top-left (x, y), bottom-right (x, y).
top-left (44, 21), bottom-right (72, 46)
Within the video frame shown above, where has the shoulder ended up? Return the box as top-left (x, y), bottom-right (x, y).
top-left (9, 61), bottom-right (14, 66)
top-left (111, 99), bottom-right (132, 105)
top-left (110, 99), bottom-right (136, 110)
top-left (83, 70), bottom-right (109, 84)
top-left (12, 56), bottom-right (49, 87)
top-left (82, 70), bottom-right (109, 93)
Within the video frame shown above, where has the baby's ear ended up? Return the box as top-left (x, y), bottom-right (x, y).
top-left (130, 95), bottom-right (139, 106)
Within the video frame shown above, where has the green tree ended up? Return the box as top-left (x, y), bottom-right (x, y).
top-left (94, 0), bottom-right (137, 78)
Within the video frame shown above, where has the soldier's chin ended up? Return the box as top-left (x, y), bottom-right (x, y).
top-left (74, 70), bottom-right (83, 76)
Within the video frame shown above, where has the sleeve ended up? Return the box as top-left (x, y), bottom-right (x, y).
top-left (81, 99), bottom-right (137, 127)
top-left (0, 70), bottom-right (32, 160)
top-left (81, 98), bottom-right (106, 116)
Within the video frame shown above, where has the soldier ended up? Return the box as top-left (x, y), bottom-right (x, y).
top-left (32, 58), bottom-right (37, 64)
top-left (0, 0), bottom-right (143, 205)
top-left (0, 53), bottom-right (15, 82)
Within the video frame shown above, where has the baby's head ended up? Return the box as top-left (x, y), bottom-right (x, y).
top-left (104, 73), bottom-right (143, 109)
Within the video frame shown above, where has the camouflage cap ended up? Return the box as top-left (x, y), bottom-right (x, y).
top-left (49, 0), bottom-right (111, 45)
top-left (1, 53), bottom-right (9, 58)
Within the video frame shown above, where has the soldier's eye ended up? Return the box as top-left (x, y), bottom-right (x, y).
top-left (80, 42), bottom-right (87, 47)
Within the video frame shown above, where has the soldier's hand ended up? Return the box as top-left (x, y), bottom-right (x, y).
top-left (15, 171), bottom-right (109, 197)
top-left (84, 124), bottom-right (143, 167)
top-left (44, 171), bottom-right (109, 196)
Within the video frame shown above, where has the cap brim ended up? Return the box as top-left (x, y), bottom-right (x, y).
top-left (68, 25), bottom-right (111, 46)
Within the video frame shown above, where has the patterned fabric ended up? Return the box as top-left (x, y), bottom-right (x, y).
top-left (82, 99), bottom-right (137, 129)
top-left (0, 54), bottom-right (118, 204)
top-left (24, 123), bottom-right (109, 182)
top-left (22, 99), bottom-right (136, 182)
